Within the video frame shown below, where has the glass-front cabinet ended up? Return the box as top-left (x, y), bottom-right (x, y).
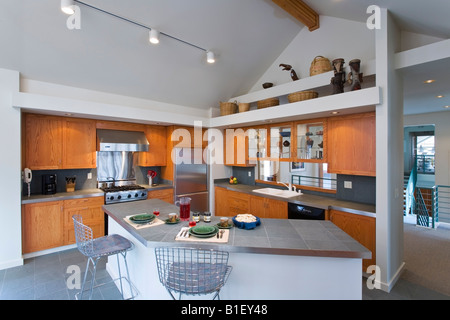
top-left (269, 123), bottom-right (293, 161)
top-left (295, 119), bottom-right (327, 162)
top-left (248, 126), bottom-right (268, 160)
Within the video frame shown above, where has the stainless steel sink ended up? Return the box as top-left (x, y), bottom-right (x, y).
top-left (252, 188), bottom-right (300, 198)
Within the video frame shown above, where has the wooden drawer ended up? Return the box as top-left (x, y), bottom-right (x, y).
top-left (147, 188), bottom-right (174, 204)
top-left (63, 196), bottom-right (105, 245)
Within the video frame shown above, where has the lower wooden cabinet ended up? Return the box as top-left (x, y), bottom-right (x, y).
top-left (147, 188), bottom-right (174, 204)
top-left (329, 209), bottom-right (376, 271)
top-left (22, 201), bottom-right (64, 254)
top-left (63, 197), bottom-right (105, 246)
top-left (22, 196), bottom-right (105, 254)
top-left (214, 187), bottom-right (287, 219)
top-left (249, 196), bottom-right (288, 219)
top-left (215, 187), bottom-right (229, 217)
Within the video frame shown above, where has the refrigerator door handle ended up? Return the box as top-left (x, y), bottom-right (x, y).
top-left (177, 191), bottom-right (208, 197)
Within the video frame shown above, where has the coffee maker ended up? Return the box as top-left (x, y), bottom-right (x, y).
top-left (42, 174), bottom-right (57, 195)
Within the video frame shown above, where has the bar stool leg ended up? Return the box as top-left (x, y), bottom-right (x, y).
top-left (122, 251), bottom-right (134, 299)
top-left (79, 258), bottom-right (90, 300)
top-left (88, 257), bottom-right (99, 300)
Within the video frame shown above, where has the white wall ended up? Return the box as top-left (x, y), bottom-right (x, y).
top-left (0, 68), bottom-right (23, 270)
top-left (375, 9), bottom-right (405, 292)
top-left (405, 111), bottom-right (450, 187)
top-left (249, 15), bottom-right (375, 92)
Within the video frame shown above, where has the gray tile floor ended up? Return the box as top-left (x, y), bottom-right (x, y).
top-left (0, 246), bottom-right (449, 300)
top-left (0, 248), bottom-right (123, 300)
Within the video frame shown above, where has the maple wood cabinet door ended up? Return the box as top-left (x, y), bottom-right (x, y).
top-left (327, 112), bottom-right (376, 176)
top-left (25, 114), bottom-right (63, 170)
top-left (22, 201), bottom-right (64, 254)
top-left (63, 118), bottom-right (97, 169)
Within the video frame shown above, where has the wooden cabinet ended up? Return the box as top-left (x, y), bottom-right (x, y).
top-left (228, 190), bottom-right (250, 215)
top-left (147, 188), bottom-right (174, 204)
top-left (327, 112), bottom-right (376, 176)
top-left (138, 125), bottom-right (167, 167)
top-left (63, 118), bottom-right (96, 169)
top-left (22, 197), bottom-right (105, 254)
top-left (24, 114), bottom-right (63, 170)
top-left (63, 197), bottom-right (104, 246)
top-left (214, 188), bottom-right (249, 216)
top-left (215, 187), bottom-right (229, 217)
top-left (329, 209), bottom-right (376, 271)
top-left (24, 114), bottom-right (96, 170)
top-left (22, 201), bottom-right (64, 254)
top-left (249, 195), bottom-right (287, 219)
top-left (214, 187), bottom-right (287, 219)
top-left (223, 128), bottom-right (255, 167)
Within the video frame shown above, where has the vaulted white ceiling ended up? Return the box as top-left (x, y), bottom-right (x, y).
top-left (1, 0), bottom-right (449, 114)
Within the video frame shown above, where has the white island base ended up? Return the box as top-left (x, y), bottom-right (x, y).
top-left (106, 218), bottom-right (363, 300)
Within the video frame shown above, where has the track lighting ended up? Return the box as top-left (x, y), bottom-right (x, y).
top-left (61, 0), bottom-right (75, 15)
top-left (149, 29), bottom-right (160, 44)
top-left (207, 51), bottom-right (216, 64)
top-left (62, 1), bottom-right (216, 64)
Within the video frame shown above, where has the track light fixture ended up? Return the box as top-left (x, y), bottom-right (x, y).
top-left (62, 0), bottom-right (216, 64)
top-left (149, 29), bottom-right (160, 45)
top-left (206, 51), bottom-right (215, 64)
top-left (61, 0), bottom-right (75, 15)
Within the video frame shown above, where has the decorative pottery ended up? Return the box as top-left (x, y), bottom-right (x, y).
top-left (348, 59), bottom-right (363, 91)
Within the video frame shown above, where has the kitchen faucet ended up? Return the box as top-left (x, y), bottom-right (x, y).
top-left (277, 181), bottom-right (296, 192)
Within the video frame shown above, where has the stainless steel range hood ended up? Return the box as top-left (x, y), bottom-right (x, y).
top-left (97, 129), bottom-right (149, 152)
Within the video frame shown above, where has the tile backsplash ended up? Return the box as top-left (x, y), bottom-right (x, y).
top-left (24, 166), bottom-right (164, 196)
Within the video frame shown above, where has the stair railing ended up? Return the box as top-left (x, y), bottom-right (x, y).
top-left (405, 159), bottom-right (418, 216)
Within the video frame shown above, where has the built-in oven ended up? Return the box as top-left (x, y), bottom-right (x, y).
top-left (288, 202), bottom-right (325, 220)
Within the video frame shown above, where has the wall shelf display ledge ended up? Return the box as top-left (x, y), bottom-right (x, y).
top-left (210, 86), bottom-right (380, 129)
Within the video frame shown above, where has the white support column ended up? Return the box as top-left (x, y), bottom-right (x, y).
top-left (0, 68), bottom-right (23, 270)
top-left (375, 9), bottom-right (405, 292)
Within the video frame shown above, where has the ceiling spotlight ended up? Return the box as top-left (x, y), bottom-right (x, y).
top-left (149, 29), bottom-right (160, 44)
top-left (206, 51), bottom-right (215, 64)
top-left (61, 0), bottom-right (75, 15)
top-left (331, 111), bottom-right (340, 115)
top-left (444, 106), bottom-right (450, 109)
top-left (424, 79), bottom-right (436, 84)
top-left (436, 95), bottom-right (444, 98)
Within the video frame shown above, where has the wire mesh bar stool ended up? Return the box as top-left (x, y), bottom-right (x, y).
top-left (155, 247), bottom-right (232, 300)
top-left (72, 215), bottom-right (137, 300)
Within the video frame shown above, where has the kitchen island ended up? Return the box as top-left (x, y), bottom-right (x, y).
top-left (103, 199), bottom-right (371, 300)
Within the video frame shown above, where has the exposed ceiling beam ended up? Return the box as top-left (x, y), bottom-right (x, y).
top-left (272, 0), bottom-right (320, 31)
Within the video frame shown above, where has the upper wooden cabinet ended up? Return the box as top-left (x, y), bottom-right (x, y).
top-left (138, 126), bottom-right (167, 167)
top-left (24, 114), bottom-right (63, 170)
top-left (63, 117), bottom-right (96, 169)
top-left (327, 112), bottom-right (376, 176)
top-left (24, 114), bottom-right (96, 170)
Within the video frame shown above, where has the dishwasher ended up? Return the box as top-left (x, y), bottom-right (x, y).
top-left (288, 202), bottom-right (325, 220)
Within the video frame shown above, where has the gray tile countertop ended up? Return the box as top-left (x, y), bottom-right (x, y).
top-left (21, 184), bottom-right (173, 204)
top-left (103, 199), bottom-right (372, 260)
top-left (215, 182), bottom-right (376, 218)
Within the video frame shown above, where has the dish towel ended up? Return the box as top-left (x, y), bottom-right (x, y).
top-left (124, 215), bottom-right (165, 230)
top-left (175, 227), bottom-right (230, 243)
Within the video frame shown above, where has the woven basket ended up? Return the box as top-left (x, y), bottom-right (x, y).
top-left (238, 103), bottom-right (250, 113)
top-left (257, 98), bottom-right (279, 109)
top-left (310, 56), bottom-right (332, 76)
top-left (220, 101), bottom-right (237, 116)
top-left (288, 90), bottom-right (318, 103)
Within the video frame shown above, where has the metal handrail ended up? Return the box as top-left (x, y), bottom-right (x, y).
top-left (434, 185), bottom-right (450, 225)
top-left (291, 175), bottom-right (337, 190)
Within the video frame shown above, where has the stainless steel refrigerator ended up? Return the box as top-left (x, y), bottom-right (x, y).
top-left (173, 148), bottom-right (209, 212)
